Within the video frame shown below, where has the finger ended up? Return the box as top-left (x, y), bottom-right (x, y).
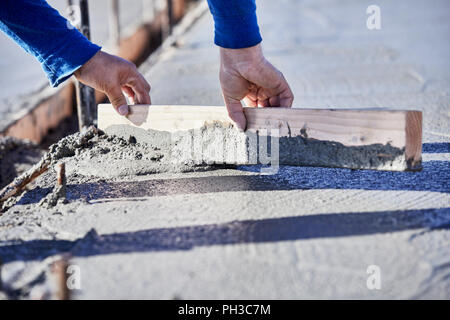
top-left (269, 95), bottom-right (280, 107)
top-left (247, 84), bottom-right (258, 101)
top-left (257, 98), bottom-right (269, 108)
top-left (279, 86), bottom-right (294, 107)
top-left (223, 95), bottom-right (246, 131)
top-left (243, 96), bottom-right (257, 107)
top-left (106, 85), bottom-right (129, 116)
top-left (122, 86), bottom-right (135, 104)
top-left (132, 85), bottom-right (150, 105)
top-left (247, 61), bottom-right (294, 107)
top-left (275, 73), bottom-right (294, 107)
top-left (136, 73), bottom-right (152, 104)
top-left (256, 88), bottom-right (269, 107)
top-left (125, 74), bottom-right (151, 105)
top-left (247, 91), bottom-right (258, 101)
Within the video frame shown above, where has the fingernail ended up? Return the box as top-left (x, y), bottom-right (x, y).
top-left (236, 122), bottom-right (245, 132)
top-left (118, 105), bottom-right (129, 116)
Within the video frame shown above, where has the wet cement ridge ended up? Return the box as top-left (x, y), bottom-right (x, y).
top-left (276, 136), bottom-right (406, 170)
top-left (105, 123), bottom-right (412, 171)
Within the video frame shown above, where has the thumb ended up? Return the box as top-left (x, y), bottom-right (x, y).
top-left (106, 86), bottom-right (129, 116)
top-left (223, 95), bottom-right (246, 131)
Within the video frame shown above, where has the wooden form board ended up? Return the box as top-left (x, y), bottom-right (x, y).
top-left (97, 104), bottom-right (422, 170)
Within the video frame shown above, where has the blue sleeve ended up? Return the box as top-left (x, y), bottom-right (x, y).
top-left (206, 0), bottom-right (262, 49)
top-left (0, 0), bottom-right (101, 87)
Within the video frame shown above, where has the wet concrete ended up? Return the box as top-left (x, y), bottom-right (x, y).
top-left (106, 123), bottom-right (410, 171)
top-left (0, 0), bottom-right (449, 299)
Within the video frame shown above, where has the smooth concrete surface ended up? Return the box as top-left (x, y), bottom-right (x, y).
top-left (0, 0), bottom-right (449, 299)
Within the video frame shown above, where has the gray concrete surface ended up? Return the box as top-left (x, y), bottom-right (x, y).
top-left (0, 0), bottom-right (449, 299)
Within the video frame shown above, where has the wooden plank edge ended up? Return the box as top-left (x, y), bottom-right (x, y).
top-left (405, 111), bottom-right (423, 171)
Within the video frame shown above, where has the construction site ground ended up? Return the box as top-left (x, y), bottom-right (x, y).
top-left (0, 0), bottom-right (449, 299)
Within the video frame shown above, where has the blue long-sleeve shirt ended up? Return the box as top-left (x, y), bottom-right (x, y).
top-left (0, 0), bottom-right (101, 87)
top-left (206, 0), bottom-right (262, 49)
top-left (0, 0), bottom-right (262, 88)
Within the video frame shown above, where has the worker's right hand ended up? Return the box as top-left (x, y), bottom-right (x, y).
top-left (219, 44), bottom-right (294, 131)
top-left (74, 50), bottom-right (151, 116)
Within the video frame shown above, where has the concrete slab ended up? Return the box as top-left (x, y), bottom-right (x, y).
top-left (0, 0), bottom-right (449, 299)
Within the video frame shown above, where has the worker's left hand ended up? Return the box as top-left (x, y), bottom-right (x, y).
top-left (74, 50), bottom-right (151, 116)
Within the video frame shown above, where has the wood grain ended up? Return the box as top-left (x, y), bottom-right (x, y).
top-left (405, 111), bottom-right (423, 170)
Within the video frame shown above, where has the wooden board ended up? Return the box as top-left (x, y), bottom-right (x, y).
top-left (97, 104), bottom-right (422, 171)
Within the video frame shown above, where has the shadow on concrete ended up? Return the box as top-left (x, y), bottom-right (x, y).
top-left (422, 142), bottom-right (450, 153)
top-left (16, 160), bottom-right (450, 206)
top-left (0, 207), bottom-right (449, 263)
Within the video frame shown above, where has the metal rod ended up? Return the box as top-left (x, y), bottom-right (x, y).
top-left (79, 0), bottom-right (92, 41)
top-left (76, 0), bottom-right (97, 130)
top-left (55, 162), bottom-right (66, 188)
top-left (108, 0), bottom-right (120, 50)
top-left (51, 258), bottom-right (70, 300)
top-left (162, 0), bottom-right (174, 39)
top-left (167, 0), bottom-right (174, 31)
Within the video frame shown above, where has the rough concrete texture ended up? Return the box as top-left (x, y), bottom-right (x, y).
top-left (1, 0), bottom-right (450, 299)
top-left (106, 122), bottom-right (410, 171)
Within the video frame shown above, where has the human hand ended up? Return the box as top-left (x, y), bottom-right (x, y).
top-left (74, 50), bottom-right (151, 116)
top-left (219, 44), bottom-right (294, 130)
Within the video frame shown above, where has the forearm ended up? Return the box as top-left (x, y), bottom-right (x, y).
top-left (0, 0), bottom-right (100, 87)
top-left (206, 0), bottom-right (262, 49)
